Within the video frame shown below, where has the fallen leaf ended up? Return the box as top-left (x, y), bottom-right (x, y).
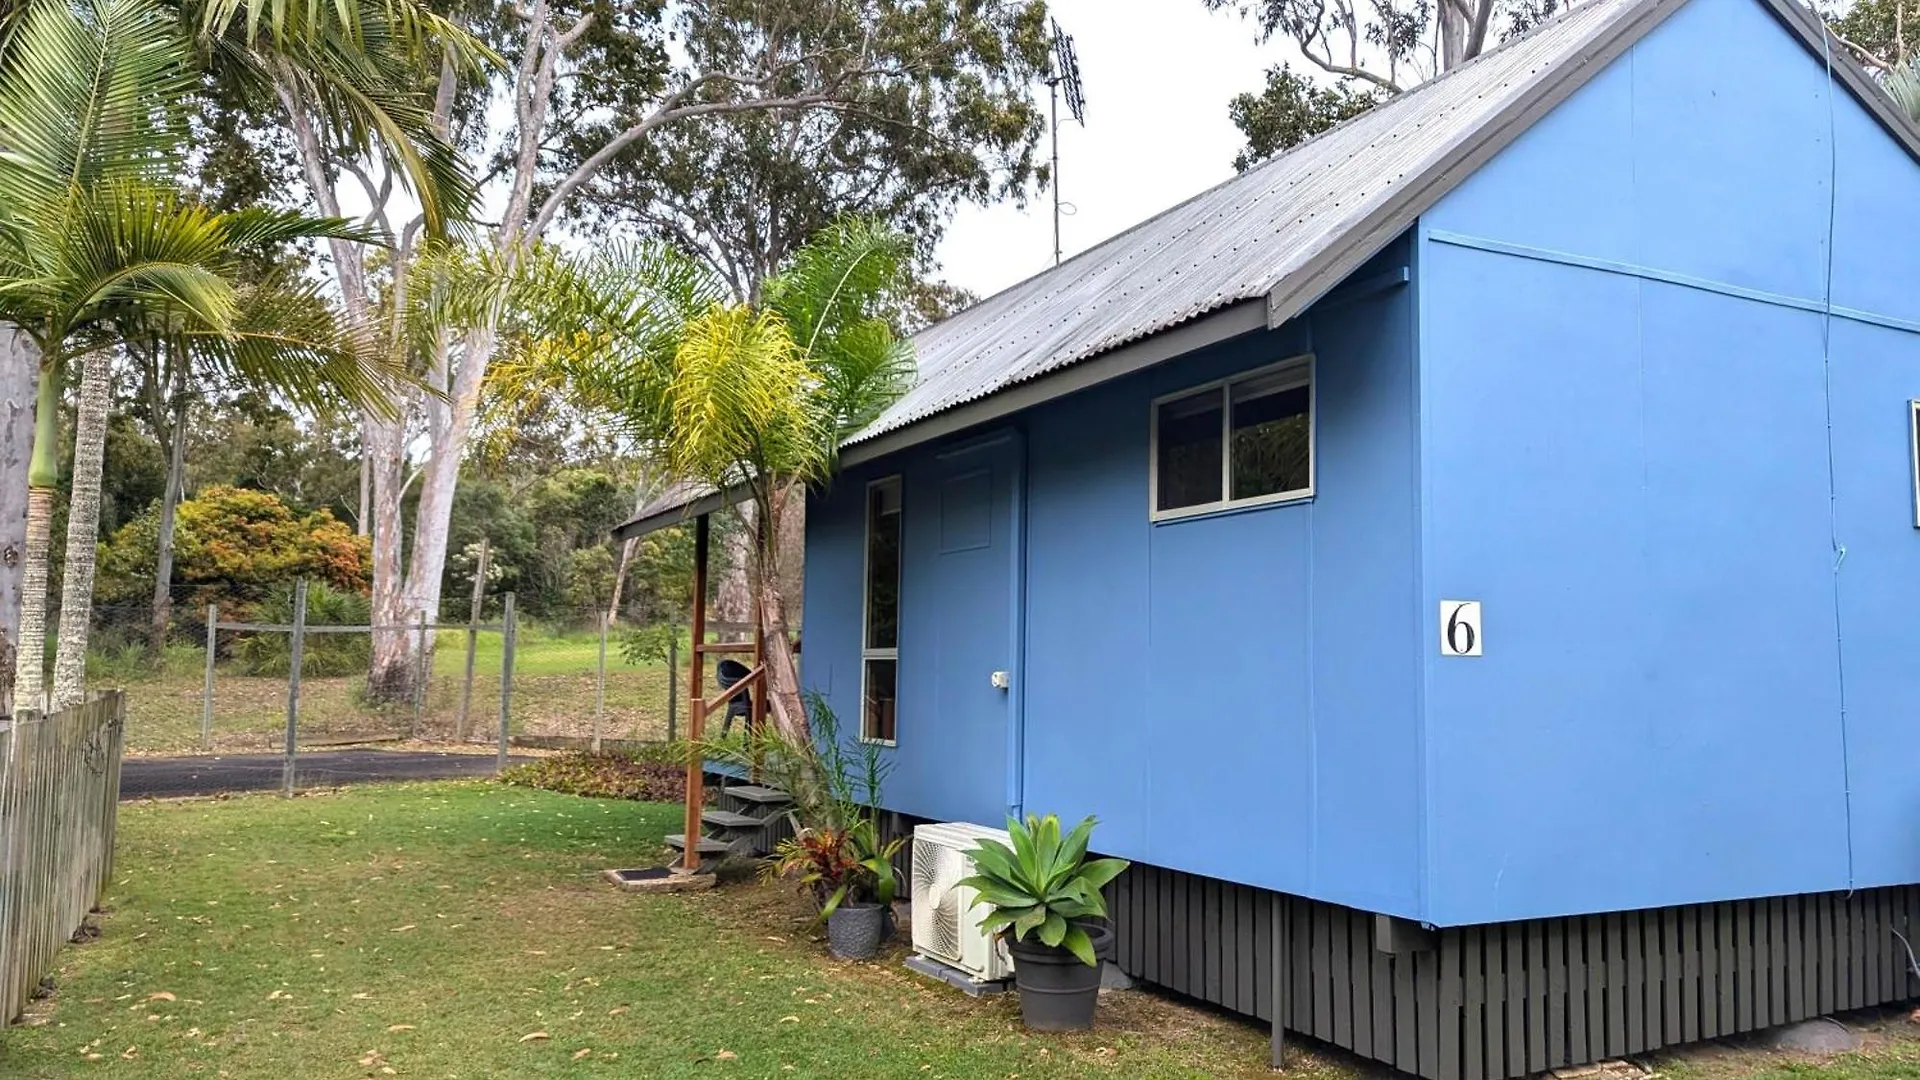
top-left (147, 992), bottom-right (176, 1002)
top-left (716, 1050), bottom-right (737, 1061)
top-left (390, 925), bottom-right (417, 933)
top-left (387, 1024), bottom-right (415, 1032)
top-left (519, 1031), bottom-right (549, 1043)
top-left (120, 1047), bottom-right (139, 1060)
top-left (352, 993), bottom-right (373, 1000)
top-left (607, 1006), bottom-right (629, 1016)
top-left (573, 1049), bottom-right (592, 1060)
top-left (778, 1016), bottom-right (800, 1024)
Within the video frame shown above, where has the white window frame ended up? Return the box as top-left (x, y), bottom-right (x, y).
top-left (1149, 354), bottom-right (1316, 523)
top-left (1910, 400), bottom-right (1920, 529)
top-left (859, 475), bottom-right (902, 745)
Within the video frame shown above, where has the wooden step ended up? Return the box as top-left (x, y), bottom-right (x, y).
top-left (702, 810), bottom-right (769, 831)
top-left (663, 833), bottom-right (732, 856)
top-left (722, 785), bottom-right (793, 805)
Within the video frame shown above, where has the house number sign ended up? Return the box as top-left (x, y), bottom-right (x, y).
top-left (1440, 600), bottom-right (1482, 657)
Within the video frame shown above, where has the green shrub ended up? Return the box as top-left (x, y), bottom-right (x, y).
top-left (96, 485), bottom-right (370, 618)
top-left (234, 582), bottom-right (371, 677)
top-left (83, 638), bottom-right (205, 684)
top-left (498, 748), bottom-right (688, 802)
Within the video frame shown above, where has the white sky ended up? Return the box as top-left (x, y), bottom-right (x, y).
top-left (932, 0), bottom-right (1287, 300)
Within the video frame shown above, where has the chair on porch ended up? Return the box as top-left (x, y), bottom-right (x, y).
top-left (715, 659), bottom-right (754, 737)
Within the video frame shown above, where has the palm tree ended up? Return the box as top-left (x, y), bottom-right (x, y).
top-left (494, 219), bottom-right (916, 740)
top-left (0, 0), bottom-right (394, 709)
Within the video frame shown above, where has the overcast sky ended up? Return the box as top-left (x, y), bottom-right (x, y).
top-left (932, 0), bottom-right (1285, 300)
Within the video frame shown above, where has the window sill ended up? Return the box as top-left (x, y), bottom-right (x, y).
top-left (1151, 488), bottom-right (1314, 525)
top-left (858, 737), bottom-right (898, 748)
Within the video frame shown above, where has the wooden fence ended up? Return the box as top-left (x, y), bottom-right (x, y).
top-left (0, 691), bottom-right (125, 1027)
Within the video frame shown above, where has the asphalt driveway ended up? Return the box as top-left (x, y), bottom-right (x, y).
top-left (120, 750), bottom-right (532, 799)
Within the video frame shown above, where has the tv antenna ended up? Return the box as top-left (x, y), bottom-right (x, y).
top-left (1045, 19), bottom-right (1085, 267)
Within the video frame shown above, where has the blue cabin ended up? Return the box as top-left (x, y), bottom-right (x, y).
top-left (620, 0), bottom-right (1920, 1073)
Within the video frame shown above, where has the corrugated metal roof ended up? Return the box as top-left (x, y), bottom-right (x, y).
top-left (847, 0), bottom-right (1659, 445)
top-left (617, 0), bottom-right (1917, 538)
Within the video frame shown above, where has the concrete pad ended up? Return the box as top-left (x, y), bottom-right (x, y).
top-left (603, 867), bottom-right (716, 893)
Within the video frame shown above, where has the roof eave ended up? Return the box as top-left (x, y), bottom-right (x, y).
top-left (610, 486), bottom-right (740, 542)
top-left (838, 298), bottom-right (1271, 469)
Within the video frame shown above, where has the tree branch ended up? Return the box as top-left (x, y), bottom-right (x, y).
top-left (1297, 40), bottom-right (1404, 92)
top-left (528, 87), bottom-right (866, 238)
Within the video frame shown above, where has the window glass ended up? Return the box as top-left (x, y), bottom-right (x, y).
top-left (1231, 375), bottom-right (1311, 500)
top-left (863, 657), bottom-right (898, 743)
top-left (1156, 390), bottom-right (1224, 512)
top-left (864, 479), bottom-right (901, 650)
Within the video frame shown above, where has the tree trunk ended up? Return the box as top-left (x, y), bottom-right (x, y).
top-left (51, 351), bottom-right (113, 709)
top-left (148, 360), bottom-right (188, 655)
top-left (605, 473), bottom-right (652, 625)
top-left (365, 410), bottom-right (411, 700)
top-left (15, 487), bottom-right (50, 711)
top-left (396, 327), bottom-right (495, 691)
top-left (714, 501), bottom-right (754, 638)
top-left (0, 327), bottom-right (39, 716)
top-left (749, 483), bottom-right (806, 741)
top-left (14, 360), bottom-right (58, 710)
top-left (1440, 4), bottom-right (1469, 69)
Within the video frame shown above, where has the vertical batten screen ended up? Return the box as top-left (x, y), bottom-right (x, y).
top-left (861, 476), bottom-right (902, 743)
top-left (1107, 862), bottom-right (1920, 1080)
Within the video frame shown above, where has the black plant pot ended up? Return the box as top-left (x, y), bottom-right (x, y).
top-left (827, 902), bottom-right (886, 960)
top-left (1007, 922), bottom-right (1113, 1031)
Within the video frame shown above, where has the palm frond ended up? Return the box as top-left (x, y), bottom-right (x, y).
top-left (217, 204), bottom-right (380, 249)
top-left (667, 303), bottom-right (818, 484)
top-left (765, 218), bottom-right (913, 360)
top-left (1888, 61), bottom-right (1920, 126)
top-left (195, 0), bottom-right (491, 235)
top-left (0, 0), bottom-right (193, 211)
top-left (54, 180), bottom-right (241, 335)
top-left (176, 273), bottom-right (402, 414)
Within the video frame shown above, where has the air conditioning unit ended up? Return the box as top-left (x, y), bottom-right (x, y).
top-left (909, 821), bottom-right (1014, 984)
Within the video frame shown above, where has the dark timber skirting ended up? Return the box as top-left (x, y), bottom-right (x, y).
top-left (879, 814), bottom-right (1920, 1080)
top-left (1106, 863), bottom-right (1920, 1080)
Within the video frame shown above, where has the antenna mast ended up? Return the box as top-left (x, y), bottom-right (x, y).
top-left (1045, 19), bottom-right (1085, 267)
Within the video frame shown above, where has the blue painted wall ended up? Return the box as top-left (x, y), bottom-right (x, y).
top-left (1418, 0), bottom-right (1920, 923)
top-left (805, 0), bottom-right (1920, 928)
top-left (805, 237), bottom-right (1430, 920)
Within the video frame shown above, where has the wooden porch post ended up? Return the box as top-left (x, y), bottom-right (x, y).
top-left (679, 514), bottom-right (710, 874)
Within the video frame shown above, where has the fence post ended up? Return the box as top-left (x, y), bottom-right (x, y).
top-left (456, 540), bottom-right (488, 743)
top-left (593, 613), bottom-right (607, 753)
top-left (200, 602), bottom-right (217, 750)
top-left (666, 634), bottom-right (678, 743)
top-left (282, 580), bottom-right (307, 798)
top-left (411, 609), bottom-right (429, 737)
top-left (496, 592), bottom-right (515, 773)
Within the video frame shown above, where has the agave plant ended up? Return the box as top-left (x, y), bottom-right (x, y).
top-left (959, 814), bottom-right (1130, 967)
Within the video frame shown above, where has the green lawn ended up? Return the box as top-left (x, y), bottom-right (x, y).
top-left (0, 783), bottom-right (1308, 1080)
top-left (9, 783), bottom-right (1918, 1080)
top-left (106, 628), bottom-right (686, 754)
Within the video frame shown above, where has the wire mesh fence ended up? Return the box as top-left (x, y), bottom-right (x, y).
top-left (68, 586), bottom-right (698, 775)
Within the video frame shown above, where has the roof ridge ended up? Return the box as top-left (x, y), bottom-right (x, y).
top-left (917, 0), bottom-right (1634, 340)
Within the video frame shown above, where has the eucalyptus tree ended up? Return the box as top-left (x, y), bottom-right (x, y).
top-left (0, 0), bottom-right (395, 709)
top-left (495, 219), bottom-right (915, 740)
top-left (289, 0), bottom-right (1048, 701)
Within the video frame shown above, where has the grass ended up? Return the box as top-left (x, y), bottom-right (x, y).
top-left (0, 783), bottom-right (1321, 1080)
top-left (100, 626), bottom-right (688, 755)
top-left (6, 784), bottom-right (1920, 1080)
